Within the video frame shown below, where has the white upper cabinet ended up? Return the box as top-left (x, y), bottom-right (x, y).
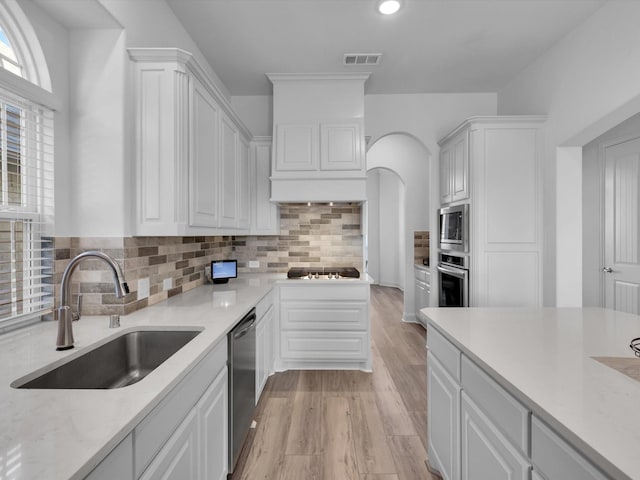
top-left (439, 144), bottom-right (452, 205)
top-left (268, 74), bottom-right (369, 203)
top-left (250, 138), bottom-right (280, 235)
top-left (128, 48), bottom-right (252, 236)
top-left (189, 77), bottom-right (220, 229)
top-left (320, 123), bottom-right (363, 171)
top-left (439, 129), bottom-right (468, 205)
top-left (237, 137), bottom-right (250, 230)
top-left (129, 49), bottom-right (190, 236)
top-left (220, 113), bottom-right (239, 229)
top-left (275, 124), bottom-right (318, 172)
top-left (451, 133), bottom-right (469, 202)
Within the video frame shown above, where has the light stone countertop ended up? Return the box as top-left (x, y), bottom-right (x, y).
top-left (414, 263), bottom-right (430, 272)
top-left (420, 307), bottom-right (640, 480)
top-left (0, 273), bottom-right (285, 480)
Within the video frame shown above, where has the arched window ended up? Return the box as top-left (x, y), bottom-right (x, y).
top-left (0, 2), bottom-right (54, 331)
top-left (0, 25), bottom-right (22, 77)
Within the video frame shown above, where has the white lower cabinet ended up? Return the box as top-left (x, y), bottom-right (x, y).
top-left (427, 352), bottom-right (460, 480)
top-left (198, 367), bottom-right (228, 480)
top-left (460, 392), bottom-right (530, 480)
top-left (136, 342), bottom-right (228, 480)
top-left (256, 304), bottom-right (274, 403)
top-left (414, 266), bottom-right (431, 324)
top-left (139, 409), bottom-right (200, 480)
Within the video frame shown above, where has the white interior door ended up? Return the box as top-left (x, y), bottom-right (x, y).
top-left (604, 137), bottom-right (640, 313)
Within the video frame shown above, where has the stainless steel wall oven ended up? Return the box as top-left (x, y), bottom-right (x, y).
top-left (437, 252), bottom-right (469, 307)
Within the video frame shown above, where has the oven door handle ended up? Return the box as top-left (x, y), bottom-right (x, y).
top-left (437, 264), bottom-right (466, 277)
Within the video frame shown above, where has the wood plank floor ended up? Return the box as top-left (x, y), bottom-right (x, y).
top-left (231, 285), bottom-right (435, 480)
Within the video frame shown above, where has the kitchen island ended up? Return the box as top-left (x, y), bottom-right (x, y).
top-left (420, 307), bottom-right (640, 480)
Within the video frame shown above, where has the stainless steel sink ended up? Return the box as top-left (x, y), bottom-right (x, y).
top-left (13, 329), bottom-right (202, 389)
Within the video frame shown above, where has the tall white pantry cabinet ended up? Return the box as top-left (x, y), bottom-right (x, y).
top-left (438, 116), bottom-right (546, 307)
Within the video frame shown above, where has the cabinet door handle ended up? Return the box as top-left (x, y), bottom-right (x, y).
top-left (602, 267), bottom-right (613, 273)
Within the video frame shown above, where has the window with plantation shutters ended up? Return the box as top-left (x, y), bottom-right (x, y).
top-left (0, 87), bottom-right (54, 331)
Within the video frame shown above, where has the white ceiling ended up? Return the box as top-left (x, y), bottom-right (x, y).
top-left (166, 0), bottom-right (606, 96)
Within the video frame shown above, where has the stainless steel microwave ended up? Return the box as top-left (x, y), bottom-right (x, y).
top-left (438, 204), bottom-right (469, 253)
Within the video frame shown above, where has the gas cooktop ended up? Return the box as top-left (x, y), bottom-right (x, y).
top-left (287, 267), bottom-right (360, 280)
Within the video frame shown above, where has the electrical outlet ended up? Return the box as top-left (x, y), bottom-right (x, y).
top-left (163, 278), bottom-right (172, 291)
top-left (138, 277), bottom-right (150, 300)
top-left (249, 260), bottom-right (260, 268)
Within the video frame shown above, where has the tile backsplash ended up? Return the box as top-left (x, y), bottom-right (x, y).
top-left (53, 204), bottom-right (363, 316)
top-left (414, 230), bottom-right (430, 265)
top-left (235, 204), bottom-right (363, 272)
top-left (53, 236), bottom-right (234, 316)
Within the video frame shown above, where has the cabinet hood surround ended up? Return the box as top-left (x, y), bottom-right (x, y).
top-left (268, 73), bottom-right (370, 203)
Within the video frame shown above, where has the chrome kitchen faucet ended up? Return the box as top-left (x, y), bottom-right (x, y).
top-left (56, 251), bottom-right (129, 350)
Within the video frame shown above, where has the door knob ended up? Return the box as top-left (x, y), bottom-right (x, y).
top-left (602, 267), bottom-right (613, 273)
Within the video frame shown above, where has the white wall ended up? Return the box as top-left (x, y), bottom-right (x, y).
top-left (15, 0), bottom-right (71, 235)
top-left (231, 95), bottom-right (272, 137)
top-left (367, 168), bottom-right (404, 289)
top-left (68, 28), bottom-right (128, 236)
top-left (231, 92), bottom-right (497, 141)
top-left (498, 1), bottom-right (640, 306)
top-left (366, 171), bottom-right (380, 282)
top-left (100, 0), bottom-right (230, 101)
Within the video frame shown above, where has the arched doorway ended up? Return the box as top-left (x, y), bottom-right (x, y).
top-left (366, 133), bottom-right (431, 323)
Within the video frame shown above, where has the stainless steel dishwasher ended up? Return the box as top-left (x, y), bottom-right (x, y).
top-left (228, 307), bottom-right (257, 473)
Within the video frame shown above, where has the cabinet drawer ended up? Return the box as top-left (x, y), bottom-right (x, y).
top-left (427, 326), bottom-right (461, 382)
top-left (280, 301), bottom-right (367, 330)
top-left (256, 289), bottom-right (274, 320)
top-left (279, 283), bottom-right (369, 301)
top-left (531, 416), bottom-right (608, 480)
top-left (134, 338), bottom-right (227, 478)
top-left (281, 331), bottom-right (368, 360)
top-left (461, 355), bottom-right (529, 454)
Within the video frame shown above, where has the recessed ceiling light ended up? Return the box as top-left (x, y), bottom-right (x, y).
top-left (377, 0), bottom-right (402, 15)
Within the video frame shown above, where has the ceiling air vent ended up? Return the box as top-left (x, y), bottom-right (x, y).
top-left (344, 53), bottom-right (382, 66)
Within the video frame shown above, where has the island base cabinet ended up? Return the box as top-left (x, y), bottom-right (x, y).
top-left (277, 284), bottom-right (370, 370)
top-left (427, 352), bottom-right (460, 480)
top-left (460, 392), bottom-right (530, 480)
top-left (139, 409), bottom-right (200, 480)
top-left (531, 416), bottom-right (608, 480)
